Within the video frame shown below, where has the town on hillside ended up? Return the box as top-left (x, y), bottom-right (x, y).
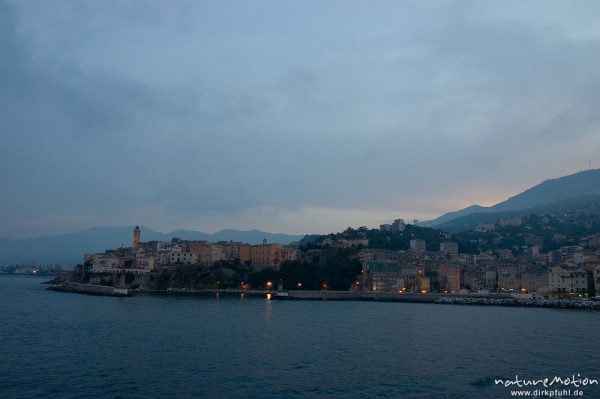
top-left (77, 212), bottom-right (600, 299)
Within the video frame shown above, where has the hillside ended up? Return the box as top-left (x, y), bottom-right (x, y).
top-left (452, 208), bottom-right (600, 255)
top-left (436, 194), bottom-right (600, 233)
top-left (422, 168), bottom-right (600, 228)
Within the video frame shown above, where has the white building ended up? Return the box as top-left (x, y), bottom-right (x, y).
top-left (392, 219), bottom-right (405, 232)
top-left (440, 240), bottom-right (459, 257)
top-left (548, 266), bottom-right (589, 295)
top-left (409, 239), bottom-right (426, 253)
top-left (379, 219), bottom-right (405, 232)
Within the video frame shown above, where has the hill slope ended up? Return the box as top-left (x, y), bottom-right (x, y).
top-left (436, 194), bottom-right (600, 233)
top-left (421, 169), bottom-right (600, 228)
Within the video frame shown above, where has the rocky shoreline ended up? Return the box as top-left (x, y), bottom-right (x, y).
top-left (435, 296), bottom-right (600, 310)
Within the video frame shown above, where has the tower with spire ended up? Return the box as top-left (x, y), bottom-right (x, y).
top-left (132, 226), bottom-right (141, 249)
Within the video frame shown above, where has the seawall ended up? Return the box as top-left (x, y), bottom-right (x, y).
top-left (48, 282), bottom-right (129, 297)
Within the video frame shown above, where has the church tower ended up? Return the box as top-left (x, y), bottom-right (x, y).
top-left (132, 226), bottom-right (141, 249)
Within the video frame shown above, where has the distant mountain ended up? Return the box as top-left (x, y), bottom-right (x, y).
top-left (420, 205), bottom-right (486, 227)
top-left (0, 226), bottom-right (305, 265)
top-left (421, 169), bottom-right (600, 229)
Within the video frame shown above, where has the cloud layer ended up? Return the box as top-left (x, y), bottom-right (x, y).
top-left (2, 0), bottom-right (600, 237)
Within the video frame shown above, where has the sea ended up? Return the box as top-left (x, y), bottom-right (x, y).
top-left (1, 276), bottom-right (599, 399)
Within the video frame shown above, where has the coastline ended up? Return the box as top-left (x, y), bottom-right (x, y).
top-left (43, 279), bottom-right (600, 310)
top-left (131, 288), bottom-right (600, 310)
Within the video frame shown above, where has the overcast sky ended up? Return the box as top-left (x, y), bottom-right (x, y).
top-left (1, 0), bottom-right (600, 238)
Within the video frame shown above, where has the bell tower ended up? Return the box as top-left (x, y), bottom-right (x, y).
top-left (132, 226), bottom-right (141, 249)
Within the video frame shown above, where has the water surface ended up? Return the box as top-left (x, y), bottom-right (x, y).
top-left (1, 277), bottom-right (598, 398)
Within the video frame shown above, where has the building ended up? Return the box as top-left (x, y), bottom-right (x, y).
top-left (321, 238), bottom-right (369, 249)
top-left (498, 217), bottom-right (522, 227)
top-left (250, 239), bottom-right (284, 270)
top-left (528, 245), bottom-right (541, 258)
top-left (437, 265), bottom-right (461, 292)
top-left (440, 240), bottom-right (458, 257)
top-left (548, 266), bottom-right (589, 296)
top-left (359, 249), bottom-right (402, 264)
top-left (410, 239), bottom-right (426, 253)
top-left (188, 242), bottom-right (216, 265)
top-left (594, 265), bottom-right (600, 296)
top-left (363, 261), bottom-right (405, 292)
top-left (559, 245), bottom-right (584, 255)
top-left (559, 246), bottom-right (585, 265)
top-left (169, 249), bottom-right (197, 265)
top-left (211, 244), bottom-right (225, 263)
top-left (239, 245), bottom-right (252, 265)
top-left (370, 272), bottom-right (405, 292)
top-left (392, 219), bottom-right (405, 232)
top-left (135, 253), bottom-right (155, 271)
top-left (548, 250), bottom-right (565, 264)
top-left (485, 268), bottom-right (498, 291)
top-left (497, 265), bottom-right (520, 291)
top-left (379, 219), bottom-right (405, 232)
top-left (417, 273), bottom-right (430, 293)
top-left (335, 239), bottom-right (369, 249)
top-left (379, 224), bottom-right (392, 232)
top-left (220, 242), bottom-right (244, 261)
top-left (495, 249), bottom-right (513, 259)
top-left (520, 270), bottom-right (548, 293)
top-left (282, 247), bottom-right (300, 262)
top-left (475, 223), bottom-right (495, 233)
top-left (463, 270), bottom-right (484, 292)
top-left (89, 253), bottom-right (122, 272)
top-left (473, 252), bottom-right (496, 265)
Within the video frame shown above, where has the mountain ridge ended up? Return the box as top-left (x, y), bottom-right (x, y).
top-left (0, 226), bottom-right (305, 265)
top-left (421, 169), bottom-right (600, 228)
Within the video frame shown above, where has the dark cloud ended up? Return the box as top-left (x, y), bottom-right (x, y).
top-left (1, 0), bottom-right (600, 236)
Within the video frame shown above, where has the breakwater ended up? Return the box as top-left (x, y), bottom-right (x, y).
top-left (435, 296), bottom-right (600, 310)
top-left (54, 285), bottom-right (600, 310)
top-left (48, 282), bottom-right (130, 297)
top-left (276, 290), bottom-right (441, 302)
top-left (136, 288), bottom-right (269, 298)
top-left (276, 290), bottom-right (600, 310)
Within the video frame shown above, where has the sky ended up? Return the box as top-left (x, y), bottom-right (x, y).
top-left (1, 0), bottom-right (600, 238)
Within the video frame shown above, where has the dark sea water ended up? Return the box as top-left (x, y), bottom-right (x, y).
top-left (1, 277), bottom-right (599, 399)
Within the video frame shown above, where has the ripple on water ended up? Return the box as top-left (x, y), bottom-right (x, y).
top-left (1, 277), bottom-right (599, 399)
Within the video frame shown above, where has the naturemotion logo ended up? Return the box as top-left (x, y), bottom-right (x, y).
top-left (494, 375), bottom-right (598, 397)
